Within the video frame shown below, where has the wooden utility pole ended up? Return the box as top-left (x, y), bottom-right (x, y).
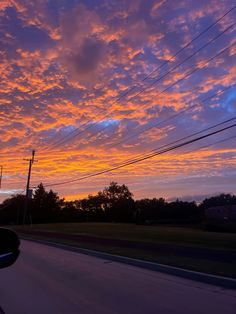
top-left (0, 166), bottom-right (2, 189)
top-left (23, 150), bottom-right (35, 225)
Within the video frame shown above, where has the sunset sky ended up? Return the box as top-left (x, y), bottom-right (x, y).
top-left (0, 0), bottom-right (235, 203)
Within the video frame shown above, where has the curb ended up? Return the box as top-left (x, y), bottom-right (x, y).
top-left (21, 235), bottom-right (236, 290)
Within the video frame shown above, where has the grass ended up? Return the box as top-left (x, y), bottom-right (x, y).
top-left (14, 222), bottom-right (236, 278)
top-left (16, 222), bottom-right (236, 250)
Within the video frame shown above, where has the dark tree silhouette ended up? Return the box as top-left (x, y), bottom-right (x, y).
top-left (0, 194), bottom-right (25, 225)
top-left (102, 182), bottom-right (135, 222)
top-left (32, 183), bottom-right (61, 223)
top-left (0, 182), bottom-right (235, 227)
top-left (200, 193), bottom-right (236, 209)
top-left (135, 198), bottom-right (166, 224)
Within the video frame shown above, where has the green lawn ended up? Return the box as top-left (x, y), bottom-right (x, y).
top-left (16, 222), bottom-right (236, 250)
top-left (14, 222), bottom-right (236, 277)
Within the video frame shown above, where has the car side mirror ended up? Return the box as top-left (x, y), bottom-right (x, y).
top-left (0, 228), bottom-right (20, 269)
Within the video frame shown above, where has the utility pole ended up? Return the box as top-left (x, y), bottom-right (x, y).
top-left (0, 166), bottom-right (2, 189)
top-left (23, 150), bottom-right (36, 225)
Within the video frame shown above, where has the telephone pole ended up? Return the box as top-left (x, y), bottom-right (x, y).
top-left (0, 166), bottom-right (2, 189)
top-left (23, 150), bottom-right (36, 225)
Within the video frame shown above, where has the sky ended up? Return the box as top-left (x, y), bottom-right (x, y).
top-left (0, 0), bottom-right (236, 203)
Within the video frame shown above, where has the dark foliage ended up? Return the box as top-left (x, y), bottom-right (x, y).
top-left (31, 183), bottom-right (61, 223)
top-left (0, 194), bottom-right (25, 225)
top-left (0, 183), bottom-right (235, 226)
top-left (135, 198), bottom-right (201, 224)
top-left (200, 193), bottom-right (236, 209)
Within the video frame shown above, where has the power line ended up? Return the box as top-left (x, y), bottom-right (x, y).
top-left (106, 84), bottom-right (236, 150)
top-left (192, 134), bottom-right (236, 151)
top-left (149, 134), bottom-right (236, 170)
top-left (122, 22), bottom-right (236, 106)
top-left (34, 116), bottom-right (236, 188)
top-left (31, 134), bottom-right (236, 192)
top-left (40, 118), bottom-right (236, 188)
top-left (108, 116), bottom-right (236, 166)
top-left (47, 39), bottom-right (236, 152)
top-left (54, 85), bottom-right (233, 173)
top-left (48, 21), bottom-right (236, 150)
top-left (40, 6), bottom-right (236, 152)
top-left (82, 40), bottom-right (235, 147)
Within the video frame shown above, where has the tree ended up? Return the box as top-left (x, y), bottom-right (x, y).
top-left (135, 198), bottom-right (166, 224)
top-left (0, 194), bottom-right (25, 225)
top-left (32, 183), bottom-right (61, 223)
top-left (59, 200), bottom-right (85, 222)
top-left (103, 182), bottom-right (133, 201)
top-left (200, 193), bottom-right (236, 209)
top-left (79, 192), bottom-right (106, 221)
top-left (102, 182), bottom-right (135, 222)
top-left (168, 200), bottom-right (200, 223)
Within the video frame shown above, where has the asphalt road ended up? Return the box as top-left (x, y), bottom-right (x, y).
top-left (0, 240), bottom-right (235, 314)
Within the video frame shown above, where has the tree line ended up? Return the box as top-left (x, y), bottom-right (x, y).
top-left (0, 182), bottom-right (235, 225)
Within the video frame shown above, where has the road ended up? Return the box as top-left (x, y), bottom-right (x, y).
top-left (0, 240), bottom-right (235, 314)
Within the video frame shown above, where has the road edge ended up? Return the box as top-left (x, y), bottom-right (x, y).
top-left (20, 235), bottom-right (236, 290)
